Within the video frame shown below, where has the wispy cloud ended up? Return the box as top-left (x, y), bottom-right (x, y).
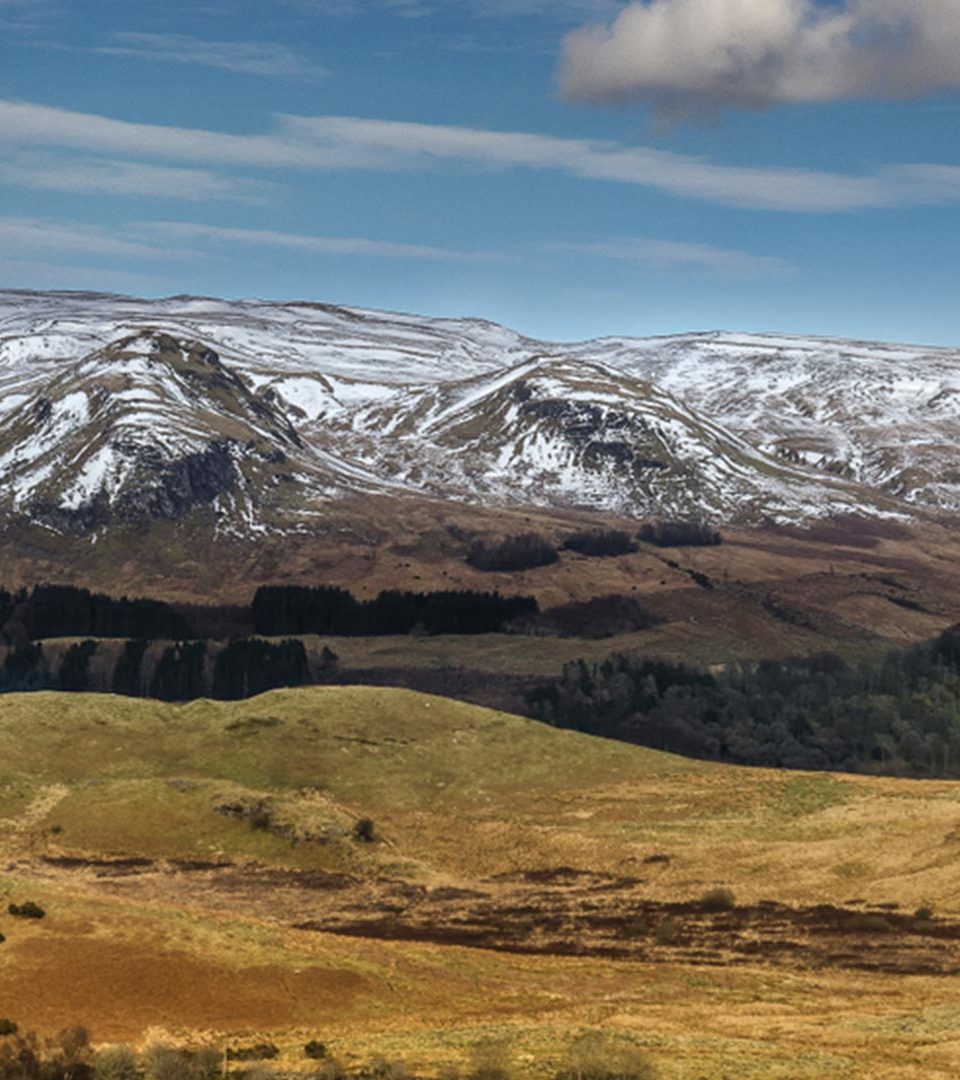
top-left (548, 236), bottom-right (793, 278)
top-left (559, 0), bottom-right (960, 123)
top-left (3, 99), bottom-right (960, 213)
top-left (0, 258), bottom-right (165, 292)
top-left (0, 217), bottom-right (197, 260)
top-left (134, 221), bottom-right (509, 262)
top-left (0, 151), bottom-right (272, 202)
top-left (0, 0), bottom-right (61, 31)
top-left (91, 32), bottom-right (328, 78)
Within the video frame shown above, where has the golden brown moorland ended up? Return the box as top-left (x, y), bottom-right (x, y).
top-left (3, 686), bottom-right (960, 1078)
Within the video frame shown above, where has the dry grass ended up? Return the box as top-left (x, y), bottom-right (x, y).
top-left (3, 686), bottom-right (960, 1077)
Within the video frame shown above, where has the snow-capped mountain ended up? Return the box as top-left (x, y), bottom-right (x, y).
top-left (0, 288), bottom-right (954, 538)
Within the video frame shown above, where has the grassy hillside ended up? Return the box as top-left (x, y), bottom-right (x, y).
top-left (3, 687), bottom-right (960, 1078)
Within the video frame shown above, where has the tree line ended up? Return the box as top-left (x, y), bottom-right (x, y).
top-left (0, 584), bottom-right (539, 644)
top-left (0, 637), bottom-right (337, 702)
top-left (250, 586), bottom-right (537, 637)
top-left (526, 627), bottom-right (960, 778)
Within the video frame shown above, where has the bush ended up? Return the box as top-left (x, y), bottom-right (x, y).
top-left (94, 1045), bottom-right (138, 1080)
top-left (0, 1020), bottom-right (17, 1037)
top-left (562, 530), bottom-right (637, 558)
top-left (8, 901), bottom-right (45, 919)
top-left (227, 1044), bottom-right (279, 1062)
top-left (699, 887), bottom-right (736, 912)
top-left (352, 818), bottom-right (376, 843)
top-left (194, 1047), bottom-right (224, 1079)
top-left (914, 904), bottom-right (935, 921)
top-left (849, 913), bottom-right (891, 933)
top-left (305, 1041), bottom-right (328, 1060)
top-left (556, 1031), bottom-right (659, 1080)
top-left (311, 1057), bottom-right (347, 1080)
top-left (466, 533), bottom-right (558, 573)
top-left (361, 1058), bottom-right (411, 1080)
top-left (467, 1040), bottom-right (513, 1080)
top-left (145, 1044), bottom-right (198, 1080)
top-left (654, 917), bottom-right (678, 946)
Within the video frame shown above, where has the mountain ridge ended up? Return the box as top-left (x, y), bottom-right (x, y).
top-left (1, 289), bottom-right (958, 540)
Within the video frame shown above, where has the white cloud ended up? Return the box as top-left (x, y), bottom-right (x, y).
top-left (0, 258), bottom-right (164, 291)
top-left (2, 98), bottom-right (960, 213)
top-left (93, 32), bottom-right (328, 78)
top-left (558, 0), bottom-right (960, 121)
top-left (548, 236), bottom-right (792, 277)
top-left (0, 151), bottom-right (271, 202)
top-left (0, 217), bottom-right (197, 260)
top-left (135, 221), bottom-right (508, 262)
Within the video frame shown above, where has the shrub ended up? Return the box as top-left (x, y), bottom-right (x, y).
top-left (466, 533), bottom-right (558, 573)
top-left (0, 932), bottom-right (5, 945)
top-left (362, 1058), bottom-right (411, 1080)
top-left (0, 1020), bottom-right (17, 1037)
top-left (914, 904), bottom-right (935, 921)
top-left (562, 530), bottom-right (637, 558)
top-left (654, 917), bottom-right (678, 946)
top-left (352, 818), bottom-right (376, 843)
top-left (556, 1031), bottom-right (659, 1080)
top-left (227, 1043), bottom-right (279, 1062)
top-left (311, 1057), bottom-right (347, 1080)
top-left (849, 913), bottom-right (892, 933)
top-left (467, 1039), bottom-right (513, 1080)
top-left (305, 1041), bottom-right (328, 1060)
top-left (145, 1044), bottom-right (198, 1080)
top-left (94, 1045), bottom-right (138, 1080)
top-left (8, 901), bottom-right (45, 919)
top-left (194, 1046), bottom-right (224, 1079)
top-left (699, 887), bottom-right (736, 912)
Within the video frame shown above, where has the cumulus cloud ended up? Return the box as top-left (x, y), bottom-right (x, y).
top-left (558, 0), bottom-right (960, 121)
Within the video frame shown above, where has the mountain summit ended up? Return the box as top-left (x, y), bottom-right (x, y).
top-left (1, 289), bottom-right (956, 538)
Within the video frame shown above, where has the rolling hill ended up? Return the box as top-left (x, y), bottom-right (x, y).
top-left (2, 686), bottom-right (960, 1077)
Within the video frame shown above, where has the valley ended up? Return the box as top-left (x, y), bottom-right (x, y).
top-left (4, 292), bottom-right (960, 1077)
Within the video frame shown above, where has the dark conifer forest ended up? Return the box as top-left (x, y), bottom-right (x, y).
top-left (527, 628), bottom-right (960, 778)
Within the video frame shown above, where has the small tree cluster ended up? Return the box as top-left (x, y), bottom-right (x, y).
top-left (466, 533), bottom-right (559, 573)
top-left (637, 521), bottom-right (721, 547)
top-left (562, 531), bottom-right (637, 558)
top-left (8, 901), bottom-right (45, 919)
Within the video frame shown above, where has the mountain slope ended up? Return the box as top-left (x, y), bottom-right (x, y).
top-left (1, 289), bottom-right (956, 539)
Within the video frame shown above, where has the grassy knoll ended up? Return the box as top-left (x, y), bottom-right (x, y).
top-left (3, 687), bottom-right (960, 1077)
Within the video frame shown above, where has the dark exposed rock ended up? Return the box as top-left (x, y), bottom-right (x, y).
top-left (583, 440), bottom-right (635, 466)
top-left (114, 439), bottom-right (238, 523)
top-left (28, 492), bottom-right (110, 534)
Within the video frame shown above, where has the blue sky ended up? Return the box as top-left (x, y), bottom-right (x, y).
top-left (1, 0), bottom-right (960, 343)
